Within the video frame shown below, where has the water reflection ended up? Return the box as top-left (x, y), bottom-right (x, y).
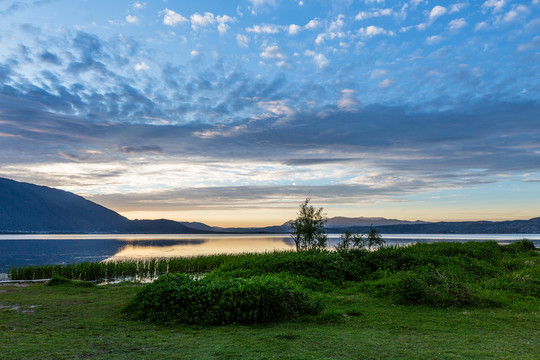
top-left (1, 233), bottom-right (538, 273)
top-left (107, 236), bottom-right (294, 260)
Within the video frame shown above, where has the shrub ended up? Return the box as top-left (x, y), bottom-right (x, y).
top-left (502, 239), bottom-right (537, 253)
top-left (360, 266), bottom-right (482, 307)
top-left (123, 273), bottom-right (323, 325)
top-left (46, 275), bottom-right (95, 287)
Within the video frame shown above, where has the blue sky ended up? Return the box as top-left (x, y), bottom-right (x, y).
top-left (0, 0), bottom-right (539, 226)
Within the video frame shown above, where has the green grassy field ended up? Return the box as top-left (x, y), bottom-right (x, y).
top-left (1, 241), bottom-right (539, 359)
top-left (0, 281), bottom-right (538, 359)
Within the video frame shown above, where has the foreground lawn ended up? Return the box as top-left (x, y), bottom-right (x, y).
top-left (1, 281), bottom-right (538, 360)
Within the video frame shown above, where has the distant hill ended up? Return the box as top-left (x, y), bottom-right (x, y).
top-left (0, 177), bottom-right (130, 233)
top-left (0, 178), bottom-right (206, 233)
top-left (1, 177), bottom-right (538, 234)
top-left (331, 218), bottom-right (540, 234)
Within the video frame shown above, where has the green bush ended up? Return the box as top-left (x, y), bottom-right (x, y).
top-left (214, 250), bottom-right (347, 283)
top-left (501, 239), bottom-right (537, 253)
top-left (123, 273), bottom-right (323, 325)
top-left (46, 275), bottom-right (95, 287)
top-left (360, 266), bottom-right (483, 307)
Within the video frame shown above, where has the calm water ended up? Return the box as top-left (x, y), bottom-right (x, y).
top-left (0, 233), bottom-right (539, 274)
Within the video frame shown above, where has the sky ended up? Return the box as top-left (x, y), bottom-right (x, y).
top-left (0, 0), bottom-right (539, 227)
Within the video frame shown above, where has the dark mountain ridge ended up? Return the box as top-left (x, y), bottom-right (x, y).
top-left (0, 178), bottom-right (207, 233)
top-left (1, 177), bottom-right (538, 234)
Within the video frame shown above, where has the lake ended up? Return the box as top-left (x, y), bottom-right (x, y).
top-left (1, 233), bottom-right (539, 275)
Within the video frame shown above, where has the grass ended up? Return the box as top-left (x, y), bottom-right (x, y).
top-left (0, 281), bottom-right (538, 359)
top-left (1, 240), bottom-right (539, 359)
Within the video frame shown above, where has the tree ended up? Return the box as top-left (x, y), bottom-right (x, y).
top-left (290, 198), bottom-right (328, 251)
top-left (335, 225), bottom-right (386, 253)
top-left (366, 225), bottom-right (384, 250)
top-left (334, 230), bottom-right (365, 253)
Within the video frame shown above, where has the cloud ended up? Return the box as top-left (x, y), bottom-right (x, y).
top-left (429, 6), bottom-right (447, 21)
top-left (288, 24), bottom-right (301, 35)
top-left (246, 24), bottom-right (281, 34)
top-left (260, 45), bottom-right (286, 59)
top-left (217, 15), bottom-right (235, 34)
top-left (426, 35), bottom-right (443, 45)
top-left (358, 26), bottom-right (395, 38)
top-left (125, 15), bottom-right (139, 24)
top-left (482, 0), bottom-right (507, 13)
top-left (304, 19), bottom-right (321, 30)
top-left (134, 62), bottom-right (149, 71)
top-left (370, 69), bottom-right (387, 78)
top-left (132, 2), bottom-right (145, 10)
top-left (449, 3), bottom-right (467, 14)
top-left (355, 8), bottom-right (393, 21)
top-left (378, 79), bottom-right (394, 88)
top-left (248, 0), bottom-right (277, 14)
top-left (518, 36), bottom-right (540, 51)
top-left (162, 9), bottom-right (188, 26)
top-left (236, 34), bottom-right (249, 47)
top-left (39, 51), bottom-right (62, 65)
top-left (190, 12), bottom-right (216, 30)
top-left (304, 50), bottom-right (329, 69)
top-left (501, 5), bottom-right (529, 23)
top-left (120, 145), bottom-right (163, 154)
top-left (448, 18), bottom-right (467, 31)
top-left (338, 89), bottom-right (361, 111)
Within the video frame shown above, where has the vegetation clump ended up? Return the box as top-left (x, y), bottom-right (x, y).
top-left (123, 273), bottom-right (322, 325)
top-left (289, 198), bottom-right (328, 251)
top-left (46, 275), bottom-right (95, 287)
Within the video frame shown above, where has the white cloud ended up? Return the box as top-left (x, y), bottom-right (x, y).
top-left (502, 5), bottom-right (529, 23)
top-left (426, 35), bottom-right (443, 45)
top-left (162, 9), bottom-right (188, 26)
top-left (355, 8), bottom-right (393, 21)
top-left (134, 62), bottom-right (149, 71)
top-left (429, 6), bottom-right (447, 21)
top-left (338, 89), bottom-right (361, 111)
top-left (260, 45), bottom-right (286, 59)
top-left (190, 50), bottom-right (200, 57)
top-left (449, 3), bottom-right (467, 14)
top-left (365, 0), bottom-right (385, 3)
top-left (237, 34), bottom-right (249, 47)
top-left (482, 0), bottom-right (507, 13)
top-left (126, 15), bottom-right (139, 24)
top-left (216, 15), bottom-right (235, 34)
top-left (246, 24), bottom-right (280, 34)
top-left (276, 60), bottom-right (291, 69)
top-left (517, 36), bottom-right (540, 51)
top-left (371, 69), bottom-right (387, 78)
top-left (304, 18), bottom-right (321, 30)
top-left (133, 2), bottom-right (145, 9)
top-left (191, 12), bottom-right (216, 30)
top-left (378, 79), bottom-right (394, 88)
top-left (448, 18), bottom-right (467, 31)
top-left (288, 24), bottom-right (301, 35)
top-left (329, 14), bottom-right (345, 32)
top-left (358, 26), bottom-right (395, 38)
top-left (248, 0), bottom-right (277, 14)
top-left (298, 1), bottom-right (304, 6)
top-left (474, 21), bottom-right (489, 31)
top-left (304, 50), bottom-right (329, 69)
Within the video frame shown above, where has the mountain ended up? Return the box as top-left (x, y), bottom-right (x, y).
top-left (325, 216), bottom-right (426, 228)
top-left (0, 177), bottom-right (207, 233)
top-left (332, 218), bottom-right (540, 234)
top-left (0, 177), bottom-right (130, 233)
top-left (1, 177), bottom-right (538, 234)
